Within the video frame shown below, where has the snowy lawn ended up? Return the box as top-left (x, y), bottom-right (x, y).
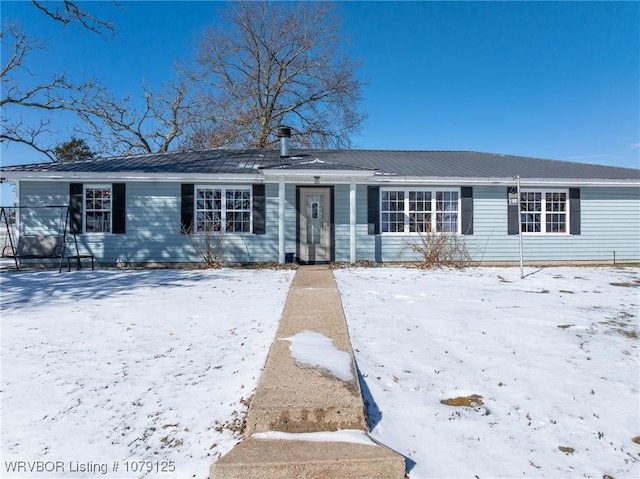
top-left (335, 266), bottom-right (640, 479)
top-left (1, 268), bottom-right (294, 478)
top-left (2, 266), bottom-right (639, 479)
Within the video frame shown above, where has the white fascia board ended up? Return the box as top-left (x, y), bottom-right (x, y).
top-left (261, 169), bottom-right (373, 178)
top-left (370, 175), bottom-right (640, 187)
top-left (0, 171), bottom-right (266, 183)
top-left (4, 171), bottom-right (637, 187)
top-left (261, 169), bottom-right (375, 184)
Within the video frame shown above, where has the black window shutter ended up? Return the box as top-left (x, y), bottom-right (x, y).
top-left (367, 186), bottom-right (380, 235)
top-left (69, 183), bottom-right (83, 234)
top-left (253, 184), bottom-right (266, 235)
top-left (112, 183), bottom-right (126, 234)
top-left (569, 188), bottom-right (581, 235)
top-left (507, 187), bottom-right (519, 235)
top-left (181, 184), bottom-right (194, 234)
top-left (460, 187), bottom-right (473, 235)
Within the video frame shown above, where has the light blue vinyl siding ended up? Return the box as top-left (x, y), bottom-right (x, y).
top-left (15, 182), bottom-right (69, 236)
top-left (17, 181), bottom-right (639, 264)
top-left (368, 185), bottom-right (640, 263)
top-left (18, 181), bottom-right (297, 264)
top-left (333, 184), bottom-right (371, 262)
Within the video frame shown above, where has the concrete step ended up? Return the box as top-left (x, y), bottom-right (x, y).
top-left (209, 437), bottom-right (406, 479)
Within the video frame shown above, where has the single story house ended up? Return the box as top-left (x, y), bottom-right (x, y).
top-left (2, 130), bottom-right (639, 266)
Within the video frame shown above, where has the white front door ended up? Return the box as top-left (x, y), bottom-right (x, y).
top-left (299, 187), bottom-right (331, 263)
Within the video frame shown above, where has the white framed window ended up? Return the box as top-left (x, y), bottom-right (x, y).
top-left (84, 185), bottom-right (112, 233)
top-left (195, 186), bottom-right (252, 233)
top-left (381, 188), bottom-right (460, 234)
top-left (520, 190), bottom-right (568, 234)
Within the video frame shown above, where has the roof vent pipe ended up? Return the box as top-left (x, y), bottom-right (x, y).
top-left (277, 126), bottom-right (291, 158)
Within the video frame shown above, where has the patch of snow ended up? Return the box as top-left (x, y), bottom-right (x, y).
top-left (2, 266), bottom-right (638, 479)
top-left (252, 429), bottom-right (376, 446)
top-left (298, 158), bottom-right (326, 165)
top-left (335, 266), bottom-right (640, 479)
top-left (281, 330), bottom-right (354, 382)
top-left (1, 268), bottom-right (295, 479)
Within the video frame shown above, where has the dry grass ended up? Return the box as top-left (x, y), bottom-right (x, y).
top-left (558, 446), bottom-right (575, 454)
top-left (600, 312), bottom-right (638, 339)
top-left (441, 394), bottom-right (484, 407)
top-left (610, 281), bottom-right (640, 288)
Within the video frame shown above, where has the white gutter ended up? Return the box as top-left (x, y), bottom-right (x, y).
top-left (2, 171), bottom-right (638, 187)
top-left (0, 171), bottom-right (266, 182)
top-left (370, 175), bottom-right (640, 187)
top-left (261, 169), bottom-right (374, 180)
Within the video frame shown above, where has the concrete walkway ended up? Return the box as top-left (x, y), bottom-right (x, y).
top-left (210, 266), bottom-right (406, 479)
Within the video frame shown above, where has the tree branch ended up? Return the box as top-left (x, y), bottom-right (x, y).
top-left (193, 1), bottom-right (366, 149)
top-left (31, 0), bottom-right (117, 38)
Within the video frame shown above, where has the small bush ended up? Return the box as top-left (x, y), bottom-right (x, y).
top-left (182, 224), bottom-right (227, 269)
top-left (409, 230), bottom-right (473, 269)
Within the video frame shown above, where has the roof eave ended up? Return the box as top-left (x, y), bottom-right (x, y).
top-left (0, 171), bottom-right (266, 183)
top-left (2, 171), bottom-right (638, 187)
top-left (370, 175), bottom-right (640, 187)
top-left (260, 169), bottom-right (375, 182)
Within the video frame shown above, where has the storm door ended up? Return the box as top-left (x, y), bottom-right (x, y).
top-left (298, 187), bottom-right (332, 263)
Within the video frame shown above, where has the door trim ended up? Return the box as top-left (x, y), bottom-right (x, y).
top-left (296, 186), bottom-right (334, 264)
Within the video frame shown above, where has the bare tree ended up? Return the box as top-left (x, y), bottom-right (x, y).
top-left (70, 79), bottom-right (201, 155)
top-left (1, 24), bottom-right (86, 160)
top-left (193, 1), bottom-right (366, 149)
top-left (1, 2), bottom-right (117, 159)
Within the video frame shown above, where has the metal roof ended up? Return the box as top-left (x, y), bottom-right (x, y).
top-left (1, 148), bottom-right (639, 181)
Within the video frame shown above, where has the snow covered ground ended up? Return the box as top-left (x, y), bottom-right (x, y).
top-left (1, 268), bottom-right (294, 478)
top-left (335, 266), bottom-right (640, 479)
top-left (1, 265), bottom-right (638, 479)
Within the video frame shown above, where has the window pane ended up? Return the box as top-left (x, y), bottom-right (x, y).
top-left (408, 190), bottom-right (432, 232)
top-left (382, 212), bottom-right (404, 233)
top-left (546, 192), bottom-right (566, 213)
top-left (381, 191), bottom-right (406, 232)
top-left (436, 191), bottom-right (458, 212)
top-left (409, 212), bottom-right (432, 232)
top-left (196, 188), bottom-right (242, 231)
top-left (546, 214), bottom-right (566, 233)
top-left (436, 212), bottom-right (458, 232)
top-left (433, 191), bottom-right (458, 232)
top-left (196, 188), bottom-right (224, 232)
top-left (521, 191), bottom-right (567, 234)
top-left (520, 193), bottom-right (542, 232)
top-left (381, 189), bottom-right (463, 234)
top-left (521, 213), bottom-right (541, 232)
top-left (84, 187), bottom-right (112, 233)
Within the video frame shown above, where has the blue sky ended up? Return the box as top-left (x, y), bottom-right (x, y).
top-left (1, 1), bottom-right (639, 203)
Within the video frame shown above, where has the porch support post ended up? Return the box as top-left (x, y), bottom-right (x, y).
top-left (349, 179), bottom-right (356, 263)
top-left (278, 178), bottom-right (286, 264)
top-left (14, 180), bottom-right (21, 235)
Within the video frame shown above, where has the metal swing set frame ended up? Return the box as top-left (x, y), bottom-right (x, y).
top-left (0, 205), bottom-right (93, 273)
